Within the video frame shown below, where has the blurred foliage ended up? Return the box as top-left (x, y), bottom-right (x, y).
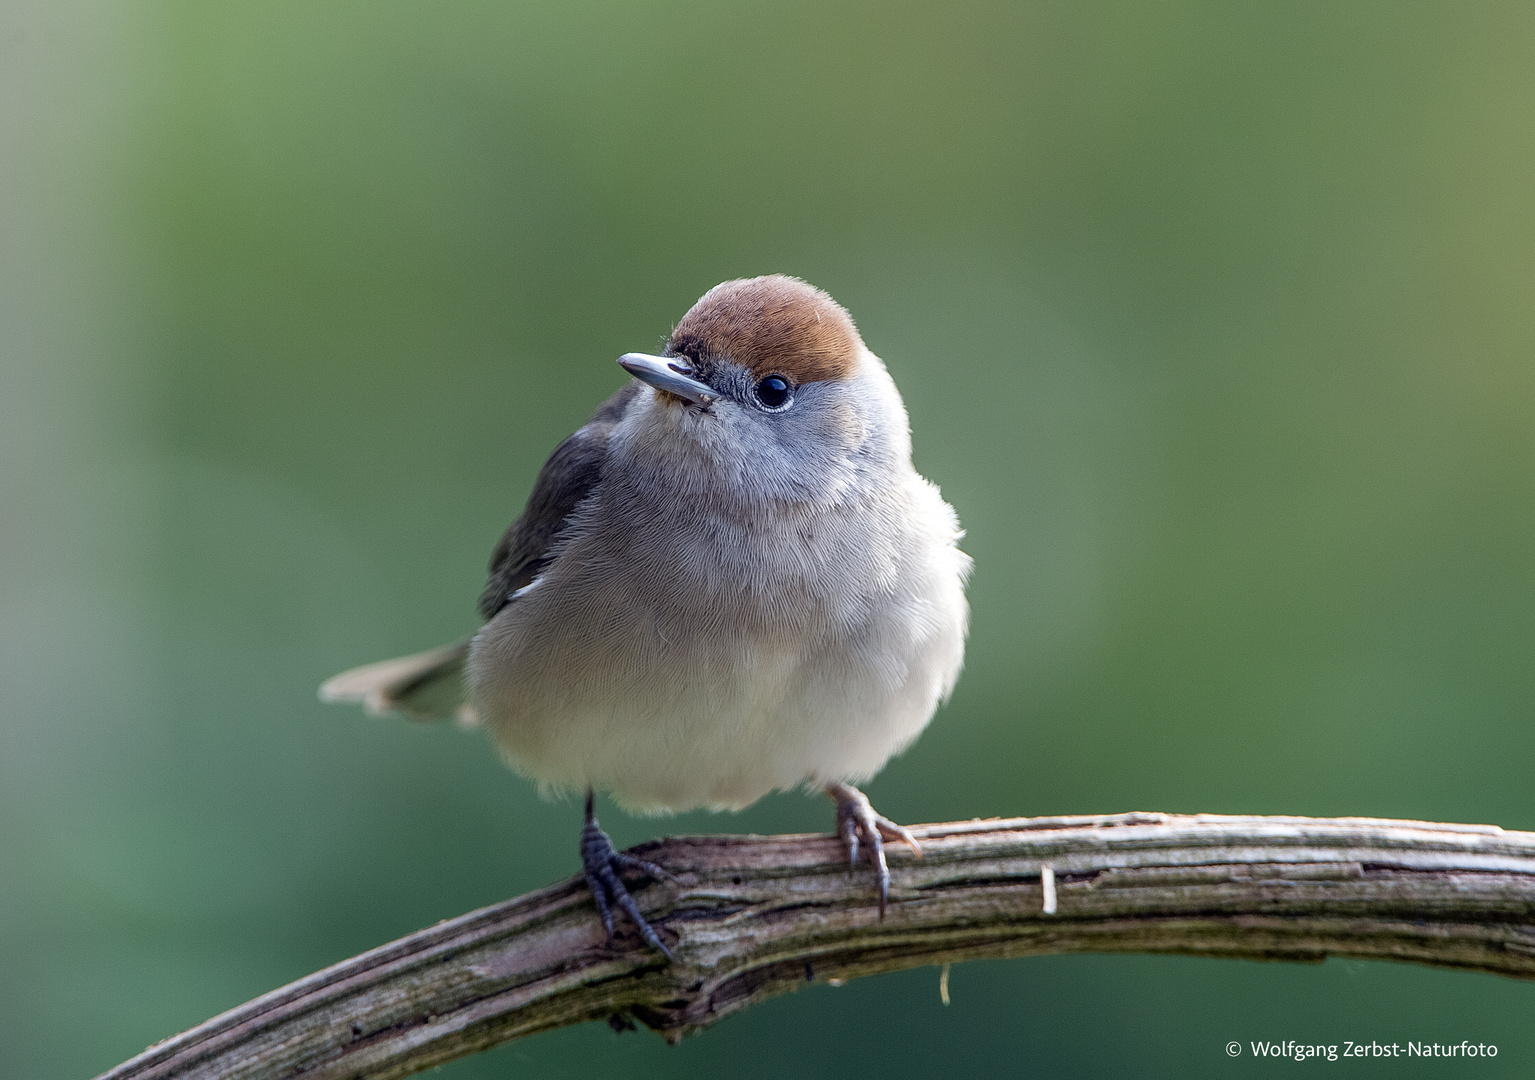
top-left (3, 1), bottom-right (1534, 1076)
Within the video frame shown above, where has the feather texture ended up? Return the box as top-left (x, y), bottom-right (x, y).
top-left (319, 640), bottom-right (472, 723)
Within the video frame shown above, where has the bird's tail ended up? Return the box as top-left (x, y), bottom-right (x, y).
top-left (318, 639), bottom-right (476, 724)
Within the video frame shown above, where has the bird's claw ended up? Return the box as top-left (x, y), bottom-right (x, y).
top-left (827, 781), bottom-right (921, 917)
top-left (581, 791), bottom-right (676, 959)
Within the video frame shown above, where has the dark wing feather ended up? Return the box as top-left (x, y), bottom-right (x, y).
top-left (477, 381), bottom-right (640, 619)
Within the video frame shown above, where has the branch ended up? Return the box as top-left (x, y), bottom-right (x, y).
top-left (98, 813), bottom-right (1535, 1080)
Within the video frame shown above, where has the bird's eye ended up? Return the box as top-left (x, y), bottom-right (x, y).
top-left (753, 375), bottom-right (793, 409)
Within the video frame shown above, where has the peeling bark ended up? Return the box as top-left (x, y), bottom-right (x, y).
top-left (97, 813), bottom-right (1535, 1080)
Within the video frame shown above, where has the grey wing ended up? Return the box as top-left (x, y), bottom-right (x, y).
top-left (477, 380), bottom-right (639, 620)
top-left (319, 381), bottom-right (640, 723)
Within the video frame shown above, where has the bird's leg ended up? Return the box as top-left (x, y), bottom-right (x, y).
top-left (825, 781), bottom-right (922, 917)
top-left (579, 788), bottom-right (678, 959)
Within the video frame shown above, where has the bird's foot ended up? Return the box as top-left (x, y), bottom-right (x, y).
top-left (580, 790), bottom-right (678, 959)
top-left (825, 781), bottom-right (922, 917)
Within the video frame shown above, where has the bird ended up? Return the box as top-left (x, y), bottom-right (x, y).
top-left (320, 275), bottom-right (970, 958)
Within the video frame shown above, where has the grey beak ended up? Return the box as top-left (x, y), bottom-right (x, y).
top-left (618, 353), bottom-right (719, 407)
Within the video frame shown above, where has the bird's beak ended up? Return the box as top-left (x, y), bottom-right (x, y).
top-left (618, 353), bottom-right (719, 407)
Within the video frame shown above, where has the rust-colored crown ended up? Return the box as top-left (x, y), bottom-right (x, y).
top-left (667, 276), bottom-right (863, 385)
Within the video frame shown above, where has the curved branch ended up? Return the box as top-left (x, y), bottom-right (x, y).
top-left (98, 813), bottom-right (1535, 1080)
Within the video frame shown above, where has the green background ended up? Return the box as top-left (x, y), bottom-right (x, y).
top-left (4, 1), bottom-right (1533, 1076)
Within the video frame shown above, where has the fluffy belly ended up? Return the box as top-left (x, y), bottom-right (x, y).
top-left (467, 578), bottom-right (962, 813)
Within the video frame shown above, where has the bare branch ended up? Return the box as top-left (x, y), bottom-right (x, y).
top-left (97, 813), bottom-right (1535, 1080)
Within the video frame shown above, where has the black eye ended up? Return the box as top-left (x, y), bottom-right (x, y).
top-left (753, 374), bottom-right (792, 409)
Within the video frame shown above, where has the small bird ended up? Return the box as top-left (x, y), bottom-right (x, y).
top-left (321, 276), bottom-right (970, 956)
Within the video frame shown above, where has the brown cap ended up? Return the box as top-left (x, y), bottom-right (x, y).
top-left (667, 276), bottom-right (864, 385)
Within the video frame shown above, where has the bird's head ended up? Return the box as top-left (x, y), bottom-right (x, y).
top-left (615, 276), bottom-right (913, 507)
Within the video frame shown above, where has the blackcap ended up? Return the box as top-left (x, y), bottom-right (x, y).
top-left (322, 276), bottom-right (970, 956)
